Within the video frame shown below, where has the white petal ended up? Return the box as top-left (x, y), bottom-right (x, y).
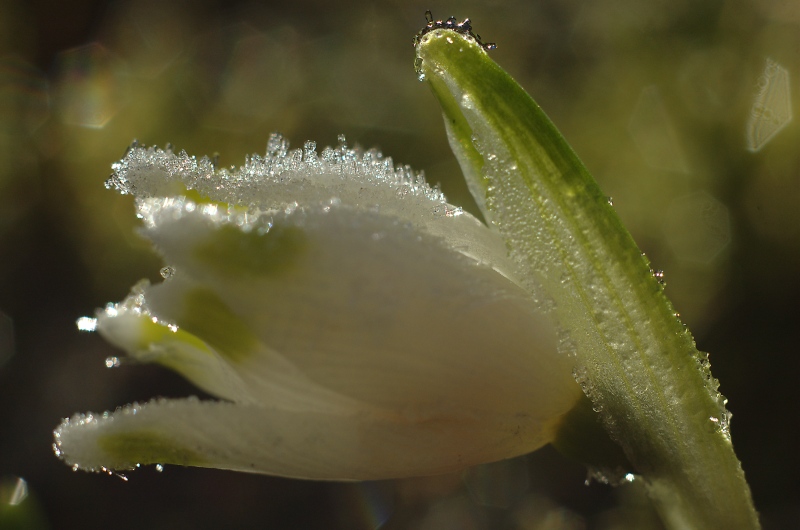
top-left (94, 307), bottom-right (254, 404)
top-left (134, 204), bottom-right (579, 421)
top-left (110, 137), bottom-right (522, 283)
top-left (54, 397), bottom-right (563, 480)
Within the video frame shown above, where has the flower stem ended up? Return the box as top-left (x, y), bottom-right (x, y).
top-left (415, 25), bottom-right (759, 529)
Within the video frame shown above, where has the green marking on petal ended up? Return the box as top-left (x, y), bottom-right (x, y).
top-left (138, 319), bottom-right (222, 381)
top-left (194, 224), bottom-right (308, 278)
top-left (182, 188), bottom-right (216, 205)
top-left (98, 430), bottom-right (206, 467)
top-left (138, 318), bottom-right (211, 353)
top-left (179, 288), bottom-right (258, 363)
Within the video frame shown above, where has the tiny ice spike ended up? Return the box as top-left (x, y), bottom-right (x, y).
top-left (55, 134), bottom-right (582, 480)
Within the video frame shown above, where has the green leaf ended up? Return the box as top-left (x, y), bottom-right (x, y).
top-left (415, 24), bottom-right (759, 529)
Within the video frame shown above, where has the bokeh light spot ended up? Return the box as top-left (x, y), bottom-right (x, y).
top-left (0, 56), bottom-right (50, 135)
top-left (200, 28), bottom-right (303, 133)
top-left (0, 476), bottom-right (27, 506)
top-left (628, 85), bottom-right (688, 173)
top-left (54, 42), bottom-right (128, 129)
top-left (512, 495), bottom-right (585, 530)
top-left (746, 58), bottom-right (792, 152)
top-left (663, 191), bottom-right (731, 265)
top-left (415, 495), bottom-right (480, 530)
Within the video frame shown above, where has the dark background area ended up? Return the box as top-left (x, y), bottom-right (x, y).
top-left (1, 0), bottom-right (798, 528)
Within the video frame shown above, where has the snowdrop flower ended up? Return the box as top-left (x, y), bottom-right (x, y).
top-left (54, 134), bottom-right (582, 480)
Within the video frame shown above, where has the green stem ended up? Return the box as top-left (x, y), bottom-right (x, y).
top-left (415, 26), bottom-right (759, 529)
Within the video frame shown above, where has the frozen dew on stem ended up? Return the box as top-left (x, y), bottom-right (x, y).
top-left (55, 132), bottom-right (583, 481)
top-left (414, 11), bottom-right (496, 81)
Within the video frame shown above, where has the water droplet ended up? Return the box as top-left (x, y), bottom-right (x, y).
top-left (653, 269), bottom-right (666, 286)
top-left (155, 464), bottom-right (164, 472)
top-left (414, 57), bottom-right (425, 81)
top-left (76, 316), bottom-right (97, 332)
top-left (606, 196), bottom-right (614, 206)
top-left (159, 266), bottom-right (175, 279)
top-left (105, 356), bottom-right (121, 368)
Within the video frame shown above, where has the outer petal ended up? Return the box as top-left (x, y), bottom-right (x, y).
top-left (138, 203), bottom-right (579, 422)
top-left (54, 397), bottom-right (561, 480)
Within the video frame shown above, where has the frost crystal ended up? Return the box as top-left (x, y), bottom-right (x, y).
top-left (107, 134), bottom-right (446, 229)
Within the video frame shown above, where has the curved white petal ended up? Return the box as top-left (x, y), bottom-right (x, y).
top-left (54, 397), bottom-right (562, 480)
top-left (137, 205), bottom-right (579, 422)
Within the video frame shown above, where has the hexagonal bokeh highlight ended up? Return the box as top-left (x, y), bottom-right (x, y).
top-left (183, 25), bottom-right (303, 133)
top-left (54, 42), bottom-right (128, 129)
top-left (663, 191), bottom-right (731, 265)
top-left (0, 56), bottom-right (50, 135)
top-left (628, 85), bottom-right (689, 173)
top-left (746, 58), bottom-right (792, 152)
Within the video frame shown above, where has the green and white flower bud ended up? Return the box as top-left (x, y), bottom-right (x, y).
top-left (54, 135), bottom-right (582, 480)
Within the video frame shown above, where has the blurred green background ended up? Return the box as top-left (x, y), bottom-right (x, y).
top-left (1, 0), bottom-right (798, 528)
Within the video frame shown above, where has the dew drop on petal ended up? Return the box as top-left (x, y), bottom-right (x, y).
top-left (76, 317), bottom-right (98, 332)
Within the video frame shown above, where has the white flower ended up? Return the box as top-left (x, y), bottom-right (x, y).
top-left (54, 134), bottom-right (581, 480)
